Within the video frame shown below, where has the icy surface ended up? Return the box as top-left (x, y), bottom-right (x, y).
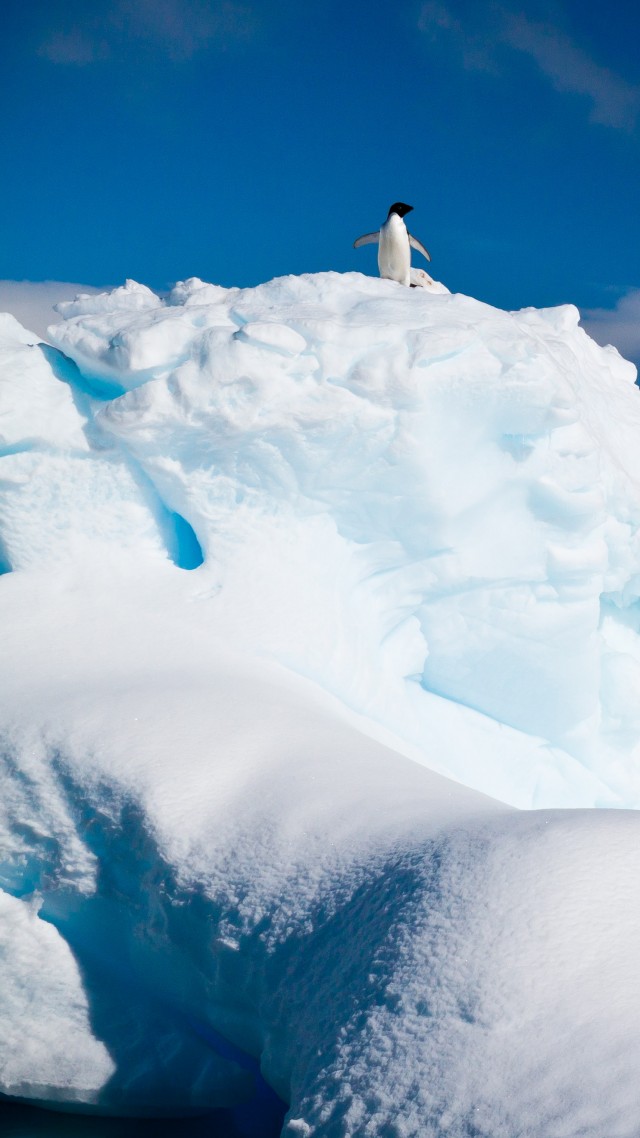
top-left (1, 273), bottom-right (640, 1135)
top-left (45, 271), bottom-right (640, 805)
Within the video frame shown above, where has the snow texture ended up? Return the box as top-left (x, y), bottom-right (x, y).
top-left (1, 272), bottom-right (640, 1136)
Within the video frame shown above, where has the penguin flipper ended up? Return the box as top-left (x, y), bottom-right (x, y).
top-left (353, 232), bottom-right (380, 248)
top-left (408, 233), bottom-right (432, 263)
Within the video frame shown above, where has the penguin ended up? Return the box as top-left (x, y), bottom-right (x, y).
top-left (353, 203), bottom-right (431, 287)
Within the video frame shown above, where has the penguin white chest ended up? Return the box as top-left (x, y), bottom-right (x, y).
top-left (378, 214), bottom-right (411, 286)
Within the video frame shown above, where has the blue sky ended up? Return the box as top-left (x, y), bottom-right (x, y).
top-left (1, 0), bottom-right (639, 361)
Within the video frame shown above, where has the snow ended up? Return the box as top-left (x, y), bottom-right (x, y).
top-left (0, 889), bottom-right (115, 1102)
top-left (44, 271), bottom-right (640, 803)
top-left (1, 271), bottom-right (640, 1136)
top-left (0, 280), bottom-right (105, 343)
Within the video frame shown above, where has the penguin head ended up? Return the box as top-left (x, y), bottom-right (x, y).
top-left (387, 202), bottom-right (413, 219)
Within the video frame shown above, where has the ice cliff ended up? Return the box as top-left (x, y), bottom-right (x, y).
top-left (1, 272), bottom-right (640, 1137)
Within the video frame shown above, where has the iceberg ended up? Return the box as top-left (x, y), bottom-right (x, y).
top-left (1, 272), bottom-right (640, 1136)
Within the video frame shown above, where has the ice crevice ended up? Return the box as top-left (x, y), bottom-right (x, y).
top-left (0, 771), bottom-right (271, 1117)
top-left (0, 325), bottom-right (203, 574)
top-left (38, 342), bottom-right (128, 404)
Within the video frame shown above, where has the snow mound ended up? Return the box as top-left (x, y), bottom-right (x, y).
top-left (1, 272), bottom-right (640, 1136)
top-left (43, 270), bottom-right (640, 806)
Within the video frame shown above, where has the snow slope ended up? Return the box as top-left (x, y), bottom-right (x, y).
top-left (1, 274), bottom-right (640, 1136)
top-left (42, 272), bottom-right (640, 806)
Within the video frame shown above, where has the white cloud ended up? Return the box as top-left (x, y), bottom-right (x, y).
top-left (500, 11), bottom-right (639, 131)
top-left (581, 289), bottom-right (640, 366)
top-left (37, 0), bottom-right (258, 67)
top-left (37, 30), bottom-right (104, 66)
top-left (418, 2), bottom-right (499, 73)
top-left (0, 281), bottom-right (105, 341)
top-left (113, 0), bottom-right (257, 59)
top-left (418, 2), bottom-right (640, 131)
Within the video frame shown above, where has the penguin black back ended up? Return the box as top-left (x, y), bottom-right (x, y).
top-left (387, 203), bottom-right (413, 219)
